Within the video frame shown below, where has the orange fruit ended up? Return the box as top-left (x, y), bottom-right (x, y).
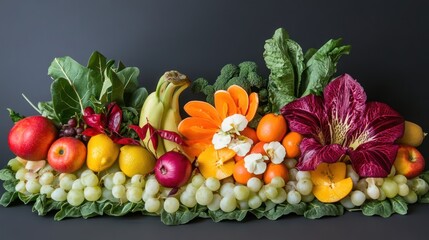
top-left (256, 113), bottom-right (287, 142)
top-left (282, 131), bottom-right (303, 159)
top-left (196, 145), bottom-right (236, 180)
top-left (234, 141), bottom-right (267, 162)
top-left (263, 162), bottom-right (289, 184)
top-left (310, 162), bottom-right (353, 203)
top-left (240, 126), bottom-right (259, 144)
top-left (233, 160), bottom-right (262, 185)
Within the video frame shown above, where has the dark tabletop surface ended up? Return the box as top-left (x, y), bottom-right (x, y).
top-left (1, 1), bottom-right (428, 239)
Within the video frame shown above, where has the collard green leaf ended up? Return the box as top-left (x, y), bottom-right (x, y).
top-left (128, 87), bottom-right (148, 110)
top-left (51, 78), bottom-right (82, 123)
top-left (300, 38), bottom-right (351, 96)
top-left (390, 196), bottom-right (408, 215)
top-left (80, 201), bottom-right (103, 219)
top-left (419, 192), bottom-right (429, 203)
top-left (87, 51), bottom-right (107, 79)
top-left (116, 67), bottom-right (140, 94)
top-left (48, 56), bottom-right (103, 121)
top-left (7, 108), bottom-right (25, 123)
top-left (419, 171), bottom-right (429, 184)
top-left (37, 101), bottom-right (60, 123)
top-left (99, 68), bottom-right (125, 105)
top-left (161, 205), bottom-right (203, 225)
top-left (263, 28), bottom-right (297, 113)
top-left (17, 192), bottom-right (39, 204)
top-left (54, 204), bottom-right (82, 221)
top-left (304, 200), bottom-right (344, 219)
top-left (362, 200), bottom-right (393, 218)
top-left (285, 39), bottom-right (305, 97)
top-left (3, 180), bottom-right (18, 192)
top-left (263, 202), bottom-right (307, 220)
top-left (207, 209), bottom-right (248, 222)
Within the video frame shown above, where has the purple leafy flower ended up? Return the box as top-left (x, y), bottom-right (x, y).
top-left (281, 74), bottom-right (404, 177)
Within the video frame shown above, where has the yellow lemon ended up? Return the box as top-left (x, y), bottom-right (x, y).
top-left (86, 134), bottom-right (120, 172)
top-left (119, 145), bottom-right (156, 177)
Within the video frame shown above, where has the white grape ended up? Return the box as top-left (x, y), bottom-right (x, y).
top-left (112, 185), bottom-right (126, 199)
top-left (8, 158), bottom-right (24, 171)
top-left (15, 180), bottom-right (26, 193)
top-left (340, 196), bottom-right (355, 209)
top-left (410, 178), bottom-right (429, 195)
top-left (350, 190), bottom-right (366, 206)
top-left (163, 197), bottom-right (180, 213)
top-left (238, 200), bottom-right (249, 210)
top-left (377, 188), bottom-right (387, 201)
top-left (207, 194), bottom-right (222, 211)
top-left (403, 190), bottom-right (418, 204)
top-left (264, 185), bottom-right (279, 200)
top-left (398, 183), bottom-right (410, 197)
top-left (196, 186), bottom-right (214, 205)
top-left (67, 189), bottom-right (85, 206)
top-left (130, 174), bottom-right (145, 188)
top-left (258, 187), bottom-right (268, 202)
top-left (284, 158), bottom-right (297, 169)
top-left (71, 179), bottom-right (84, 190)
top-left (346, 165), bottom-right (360, 187)
top-left (191, 174), bottom-right (205, 188)
top-left (40, 185), bottom-right (54, 198)
top-left (39, 172), bottom-right (54, 185)
top-left (381, 178), bottom-right (399, 198)
top-left (286, 190), bottom-right (301, 204)
top-left (288, 168), bottom-right (298, 181)
top-left (126, 186), bottom-right (143, 203)
top-left (205, 177), bottom-right (221, 191)
top-left (219, 182), bottom-right (235, 197)
top-left (185, 184), bottom-right (198, 196)
top-left (59, 176), bottom-right (75, 191)
top-left (247, 177), bottom-right (263, 192)
top-left (81, 173), bottom-right (99, 187)
top-left (25, 180), bottom-right (41, 194)
top-left (393, 174), bottom-right (407, 185)
top-left (248, 194), bottom-right (262, 209)
top-left (112, 172), bottom-right (126, 185)
top-left (102, 174), bottom-right (114, 190)
top-left (142, 191), bottom-right (153, 202)
top-left (234, 185), bottom-right (250, 201)
top-left (79, 169), bottom-right (94, 178)
top-left (285, 181), bottom-right (297, 192)
top-left (84, 186), bottom-right (102, 201)
top-left (24, 172), bottom-right (38, 181)
top-left (220, 195), bottom-right (237, 212)
top-left (15, 168), bottom-right (28, 181)
top-left (145, 197), bottom-right (161, 213)
top-left (145, 179), bottom-right (160, 196)
top-left (270, 176), bottom-right (286, 188)
top-left (221, 176), bottom-right (235, 184)
top-left (295, 171), bottom-right (311, 181)
top-left (296, 179), bottom-right (313, 196)
top-left (272, 188), bottom-right (287, 204)
top-left (38, 165), bottom-right (54, 175)
top-left (356, 178), bottom-right (368, 193)
top-left (366, 185), bottom-right (380, 200)
top-left (180, 191), bottom-right (197, 208)
top-left (301, 193), bottom-right (315, 203)
top-left (101, 188), bottom-right (116, 202)
top-left (51, 188), bottom-right (67, 202)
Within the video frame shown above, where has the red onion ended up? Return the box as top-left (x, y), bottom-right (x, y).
top-left (154, 151), bottom-right (192, 188)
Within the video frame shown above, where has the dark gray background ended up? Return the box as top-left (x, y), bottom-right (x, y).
top-left (1, 0), bottom-right (428, 239)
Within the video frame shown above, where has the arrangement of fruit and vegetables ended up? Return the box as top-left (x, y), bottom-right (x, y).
top-left (1, 28), bottom-right (428, 225)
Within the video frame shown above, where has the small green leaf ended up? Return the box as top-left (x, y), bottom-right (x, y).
top-left (37, 101), bottom-right (60, 123)
top-left (3, 180), bottom-right (18, 192)
top-left (207, 209), bottom-right (248, 222)
top-left (80, 201), bottom-right (103, 218)
top-left (390, 196), bottom-right (408, 215)
top-left (362, 200), bottom-right (393, 218)
top-left (87, 51), bottom-right (107, 79)
top-left (0, 168), bottom-right (15, 181)
top-left (116, 67), bottom-right (140, 94)
top-left (304, 200), bottom-right (344, 219)
top-left (99, 68), bottom-right (125, 105)
top-left (419, 171), bottom-right (429, 185)
top-left (128, 87), bottom-right (148, 110)
top-left (54, 204), bottom-right (82, 221)
top-left (0, 191), bottom-right (19, 207)
top-left (418, 192), bottom-right (429, 203)
top-left (18, 193), bottom-right (39, 204)
top-left (7, 108), bottom-right (25, 122)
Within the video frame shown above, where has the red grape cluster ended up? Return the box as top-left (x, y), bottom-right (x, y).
top-left (59, 117), bottom-right (89, 142)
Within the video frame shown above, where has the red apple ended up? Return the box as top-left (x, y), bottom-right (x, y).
top-left (394, 145), bottom-right (425, 179)
top-left (47, 137), bottom-right (87, 173)
top-left (8, 116), bottom-right (58, 161)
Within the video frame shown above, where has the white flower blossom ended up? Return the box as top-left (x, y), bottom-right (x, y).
top-left (212, 131), bottom-right (232, 150)
top-left (221, 114), bottom-right (248, 134)
top-left (244, 153), bottom-right (268, 175)
top-left (264, 141), bottom-right (286, 164)
top-left (228, 136), bottom-right (253, 156)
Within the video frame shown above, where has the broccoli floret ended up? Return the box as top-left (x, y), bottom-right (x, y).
top-left (191, 78), bottom-right (209, 93)
top-left (258, 88), bottom-right (268, 102)
top-left (238, 61), bottom-right (258, 78)
top-left (213, 64), bottom-right (239, 91)
top-left (224, 76), bottom-right (251, 93)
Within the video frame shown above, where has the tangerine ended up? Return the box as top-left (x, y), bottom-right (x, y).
top-left (233, 160), bottom-right (262, 185)
top-left (256, 113), bottom-right (287, 142)
top-left (263, 162), bottom-right (289, 184)
top-left (282, 131), bottom-right (303, 159)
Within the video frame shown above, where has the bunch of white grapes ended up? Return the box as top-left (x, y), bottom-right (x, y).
top-left (340, 166), bottom-right (429, 209)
